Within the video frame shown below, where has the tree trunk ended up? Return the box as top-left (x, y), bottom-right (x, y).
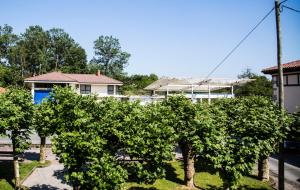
top-left (55, 54), bottom-right (59, 71)
top-left (258, 156), bottom-right (269, 181)
top-left (12, 141), bottom-right (20, 188)
top-left (39, 136), bottom-right (46, 164)
top-left (180, 142), bottom-right (195, 189)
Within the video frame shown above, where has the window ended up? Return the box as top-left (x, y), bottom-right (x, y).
top-left (287, 74), bottom-right (298, 85)
top-left (116, 86), bottom-right (121, 95)
top-left (272, 76), bottom-right (278, 86)
top-left (80, 85), bottom-right (91, 94)
top-left (107, 85), bottom-right (114, 95)
top-left (283, 75), bottom-right (288, 85)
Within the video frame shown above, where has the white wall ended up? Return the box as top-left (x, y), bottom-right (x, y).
top-left (284, 86), bottom-right (300, 113)
top-left (69, 83), bottom-right (122, 97)
top-left (272, 73), bottom-right (300, 113)
top-left (91, 85), bottom-right (108, 96)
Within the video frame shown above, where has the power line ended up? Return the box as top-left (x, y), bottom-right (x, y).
top-left (282, 5), bottom-right (300, 13)
top-left (203, 7), bottom-right (275, 80)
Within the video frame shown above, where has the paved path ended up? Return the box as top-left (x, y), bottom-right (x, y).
top-left (269, 157), bottom-right (300, 190)
top-left (22, 148), bottom-right (71, 190)
top-left (0, 133), bottom-right (51, 145)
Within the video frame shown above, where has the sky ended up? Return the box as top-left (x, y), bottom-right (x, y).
top-left (1, 0), bottom-right (300, 78)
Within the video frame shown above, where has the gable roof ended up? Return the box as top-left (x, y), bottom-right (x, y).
top-left (262, 60), bottom-right (300, 74)
top-left (24, 72), bottom-right (123, 84)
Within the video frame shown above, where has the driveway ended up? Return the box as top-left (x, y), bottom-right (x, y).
top-left (22, 148), bottom-right (71, 190)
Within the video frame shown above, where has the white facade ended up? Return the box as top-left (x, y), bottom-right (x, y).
top-left (272, 72), bottom-right (300, 113)
top-left (68, 83), bottom-right (120, 97)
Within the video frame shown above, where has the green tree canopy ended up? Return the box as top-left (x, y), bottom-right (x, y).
top-left (162, 95), bottom-right (226, 188)
top-left (234, 69), bottom-right (272, 97)
top-left (212, 96), bottom-right (291, 188)
top-left (50, 87), bottom-right (175, 189)
top-left (120, 74), bottom-right (158, 95)
top-left (0, 88), bottom-right (33, 187)
top-left (90, 35), bottom-right (130, 78)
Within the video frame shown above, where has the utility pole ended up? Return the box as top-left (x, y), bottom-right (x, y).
top-left (275, 0), bottom-right (285, 189)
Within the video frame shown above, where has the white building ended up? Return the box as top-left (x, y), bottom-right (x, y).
top-left (262, 60), bottom-right (300, 113)
top-left (24, 71), bottom-right (123, 104)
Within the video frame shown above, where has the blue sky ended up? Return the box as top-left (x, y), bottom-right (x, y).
top-left (1, 0), bottom-right (299, 78)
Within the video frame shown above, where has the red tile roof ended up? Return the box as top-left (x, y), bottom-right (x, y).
top-left (0, 87), bottom-right (6, 94)
top-left (262, 60), bottom-right (300, 74)
top-left (24, 72), bottom-right (123, 84)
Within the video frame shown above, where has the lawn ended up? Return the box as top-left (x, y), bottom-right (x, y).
top-left (125, 161), bottom-right (273, 190)
top-left (0, 160), bottom-right (50, 190)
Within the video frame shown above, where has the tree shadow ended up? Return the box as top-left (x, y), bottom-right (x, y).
top-left (194, 158), bottom-right (218, 174)
top-left (29, 184), bottom-right (61, 190)
top-left (164, 162), bottom-right (184, 185)
top-left (0, 160), bottom-right (15, 188)
top-left (53, 169), bottom-right (68, 185)
top-left (22, 151), bottom-right (40, 161)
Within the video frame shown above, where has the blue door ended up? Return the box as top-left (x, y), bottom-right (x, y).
top-left (34, 90), bottom-right (51, 104)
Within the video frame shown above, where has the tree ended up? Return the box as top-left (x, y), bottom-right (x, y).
top-left (17, 25), bottom-right (51, 76)
top-left (32, 100), bottom-right (56, 163)
top-left (162, 95), bottom-right (225, 188)
top-left (47, 28), bottom-right (87, 73)
top-left (235, 69), bottom-right (272, 97)
top-left (117, 101), bottom-right (176, 183)
top-left (213, 97), bottom-right (290, 188)
top-left (120, 74), bottom-right (158, 95)
top-left (90, 35), bottom-right (130, 78)
top-left (0, 24), bottom-right (23, 86)
top-left (0, 88), bottom-right (33, 188)
top-left (0, 24), bottom-right (18, 65)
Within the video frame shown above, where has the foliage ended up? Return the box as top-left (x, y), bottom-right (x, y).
top-left (162, 95), bottom-right (226, 188)
top-left (120, 74), bottom-right (158, 95)
top-left (53, 131), bottom-right (127, 190)
top-left (32, 100), bottom-right (56, 138)
top-left (0, 88), bottom-right (33, 154)
top-left (289, 109), bottom-right (300, 141)
top-left (120, 102), bottom-right (176, 183)
top-left (0, 65), bottom-right (23, 87)
top-left (212, 96), bottom-right (291, 189)
top-left (47, 28), bottom-right (87, 73)
top-left (50, 87), bottom-right (175, 189)
top-left (0, 24), bottom-right (18, 65)
top-left (235, 69), bottom-right (272, 97)
top-left (0, 24), bottom-right (88, 85)
top-left (90, 35), bottom-right (130, 78)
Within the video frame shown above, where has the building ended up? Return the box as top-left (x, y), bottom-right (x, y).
top-left (144, 77), bottom-right (252, 103)
top-left (24, 71), bottom-right (123, 104)
top-left (262, 60), bottom-right (300, 113)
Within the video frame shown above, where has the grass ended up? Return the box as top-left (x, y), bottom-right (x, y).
top-left (0, 160), bottom-right (50, 190)
top-left (125, 161), bottom-right (273, 190)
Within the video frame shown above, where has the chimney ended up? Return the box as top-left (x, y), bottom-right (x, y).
top-left (96, 70), bottom-right (101, 76)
